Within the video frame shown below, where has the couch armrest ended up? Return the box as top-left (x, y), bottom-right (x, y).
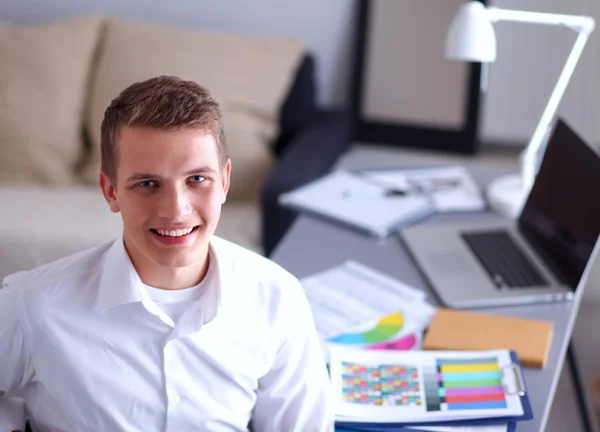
top-left (261, 109), bottom-right (352, 256)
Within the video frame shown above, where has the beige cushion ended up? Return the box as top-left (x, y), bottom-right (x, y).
top-left (0, 15), bottom-right (104, 185)
top-left (85, 18), bottom-right (304, 201)
top-left (0, 186), bottom-right (123, 281)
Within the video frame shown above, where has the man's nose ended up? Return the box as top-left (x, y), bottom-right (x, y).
top-left (157, 185), bottom-right (193, 221)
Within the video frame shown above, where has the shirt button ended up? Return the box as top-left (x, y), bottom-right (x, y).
top-left (170, 392), bottom-right (181, 405)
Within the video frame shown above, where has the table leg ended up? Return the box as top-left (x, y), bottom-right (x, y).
top-left (568, 342), bottom-right (598, 432)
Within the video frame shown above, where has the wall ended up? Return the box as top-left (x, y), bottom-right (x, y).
top-left (352, 0), bottom-right (599, 148)
top-left (0, 0), bottom-right (357, 108)
top-left (481, 0), bottom-right (599, 147)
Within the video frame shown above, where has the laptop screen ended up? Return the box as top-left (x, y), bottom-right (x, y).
top-left (519, 119), bottom-right (600, 289)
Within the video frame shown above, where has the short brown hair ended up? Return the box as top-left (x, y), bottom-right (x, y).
top-left (100, 75), bottom-right (227, 183)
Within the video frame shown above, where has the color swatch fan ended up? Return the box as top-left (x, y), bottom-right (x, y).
top-left (299, 260), bottom-right (436, 354)
top-left (328, 312), bottom-right (419, 351)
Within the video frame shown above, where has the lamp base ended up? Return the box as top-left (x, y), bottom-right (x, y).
top-left (486, 174), bottom-right (528, 219)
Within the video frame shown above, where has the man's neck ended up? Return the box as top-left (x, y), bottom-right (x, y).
top-left (139, 260), bottom-right (210, 290)
top-left (123, 238), bottom-right (210, 290)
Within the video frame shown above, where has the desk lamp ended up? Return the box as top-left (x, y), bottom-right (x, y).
top-left (445, 1), bottom-right (595, 218)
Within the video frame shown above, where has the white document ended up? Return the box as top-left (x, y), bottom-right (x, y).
top-left (329, 347), bottom-right (524, 423)
top-left (300, 260), bottom-right (435, 340)
top-left (279, 170), bottom-right (435, 237)
top-left (362, 166), bottom-right (486, 213)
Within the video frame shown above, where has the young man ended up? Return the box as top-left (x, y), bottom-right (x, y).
top-left (0, 76), bottom-right (333, 431)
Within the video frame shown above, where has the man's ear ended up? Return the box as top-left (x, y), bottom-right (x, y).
top-left (99, 172), bottom-right (121, 213)
top-left (221, 158), bottom-right (232, 204)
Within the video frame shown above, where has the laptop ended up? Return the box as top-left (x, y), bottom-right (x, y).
top-left (400, 119), bottom-right (600, 308)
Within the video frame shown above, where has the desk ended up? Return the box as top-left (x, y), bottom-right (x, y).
top-left (270, 144), bottom-right (591, 432)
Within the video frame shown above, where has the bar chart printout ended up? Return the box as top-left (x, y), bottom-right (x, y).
top-left (423, 356), bottom-right (507, 412)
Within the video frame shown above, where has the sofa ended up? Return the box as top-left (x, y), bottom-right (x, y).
top-left (0, 15), bottom-right (351, 283)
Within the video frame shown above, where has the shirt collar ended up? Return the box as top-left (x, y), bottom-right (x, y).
top-left (96, 234), bottom-right (228, 316)
top-left (96, 234), bottom-right (145, 312)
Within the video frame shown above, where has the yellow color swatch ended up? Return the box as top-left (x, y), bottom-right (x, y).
top-left (440, 363), bottom-right (500, 373)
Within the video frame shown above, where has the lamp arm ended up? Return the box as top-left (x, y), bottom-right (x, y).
top-left (520, 29), bottom-right (593, 191)
top-left (487, 7), bottom-right (595, 33)
top-left (485, 7), bottom-right (595, 192)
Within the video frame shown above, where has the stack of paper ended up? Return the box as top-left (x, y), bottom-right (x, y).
top-left (300, 261), bottom-right (436, 360)
top-left (279, 170), bottom-right (436, 238)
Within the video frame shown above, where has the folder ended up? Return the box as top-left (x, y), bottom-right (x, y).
top-left (336, 423), bottom-right (516, 431)
top-left (422, 309), bottom-right (553, 368)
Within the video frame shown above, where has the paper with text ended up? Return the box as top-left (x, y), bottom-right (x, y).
top-left (301, 261), bottom-right (435, 341)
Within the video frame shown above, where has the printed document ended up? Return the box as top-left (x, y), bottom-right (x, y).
top-left (330, 347), bottom-right (524, 423)
top-left (300, 260), bottom-right (435, 341)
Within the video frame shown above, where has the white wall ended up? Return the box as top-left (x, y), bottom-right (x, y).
top-left (0, 0), bottom-right (357, 108)
top-left (481, 0), bottom-right (599, 147)
top-left (353, 0), bottom-right (599, 148)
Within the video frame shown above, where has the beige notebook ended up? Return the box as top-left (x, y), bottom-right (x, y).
top-left (422, 308), bottom-right (554, 368)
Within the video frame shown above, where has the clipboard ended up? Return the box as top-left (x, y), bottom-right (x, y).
top-left (334, 352), bottom-right (532, 430)
top-left (336, 423), bottom-right (516, 432)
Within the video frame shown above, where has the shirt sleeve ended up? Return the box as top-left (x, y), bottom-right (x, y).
top-left (251, 276), bottom-right (334, 432)
top-left (0, 279), bottom-right (32, 394)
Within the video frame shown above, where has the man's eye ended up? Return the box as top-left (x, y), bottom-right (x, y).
top-left (138, 180), bottom-right (156, 188)
top-left (189, 175), bottom-right (206, 183)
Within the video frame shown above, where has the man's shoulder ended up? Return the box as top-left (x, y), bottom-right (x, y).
top-left (212, 236), bottom-right (289, 272)
top-left (212, 237), bottom-right (310, 331)
top-left (211, 236), bottom-right (301, 291)
top-left (1, 240), bottom-right (115, 294)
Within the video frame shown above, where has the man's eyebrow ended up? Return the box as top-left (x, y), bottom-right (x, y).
top-left (183, 166), bottom-right (218, 176)
top-left (126, 173), bottom-right (156, 182)
top-left (125, 167), bottom-right (218, 182)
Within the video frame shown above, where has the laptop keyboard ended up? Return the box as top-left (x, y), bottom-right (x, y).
top-left (461, 230), bottom-right (548, 289)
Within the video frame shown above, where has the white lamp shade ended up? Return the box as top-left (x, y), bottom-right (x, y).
top-left (445, 1), bottom-right (497, 62)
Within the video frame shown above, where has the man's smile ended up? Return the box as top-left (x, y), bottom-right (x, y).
top-left (150, 226), bottom-right (200, 245)
top-left (151, 226), bottom-right (199, 237)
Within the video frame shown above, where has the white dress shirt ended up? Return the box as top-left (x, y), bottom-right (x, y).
top-left (0, 235), bottom-right (333, 432)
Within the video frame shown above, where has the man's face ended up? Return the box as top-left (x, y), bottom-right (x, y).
top-left (100, 125), bottom-right (230, 272)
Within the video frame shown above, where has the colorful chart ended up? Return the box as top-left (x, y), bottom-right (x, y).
top-left (340, 361), bottom-right (422, 407)
top-left (327, 312), bottom-right (409, 344)
top-left (423, 356), bottom-right (507, 412)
